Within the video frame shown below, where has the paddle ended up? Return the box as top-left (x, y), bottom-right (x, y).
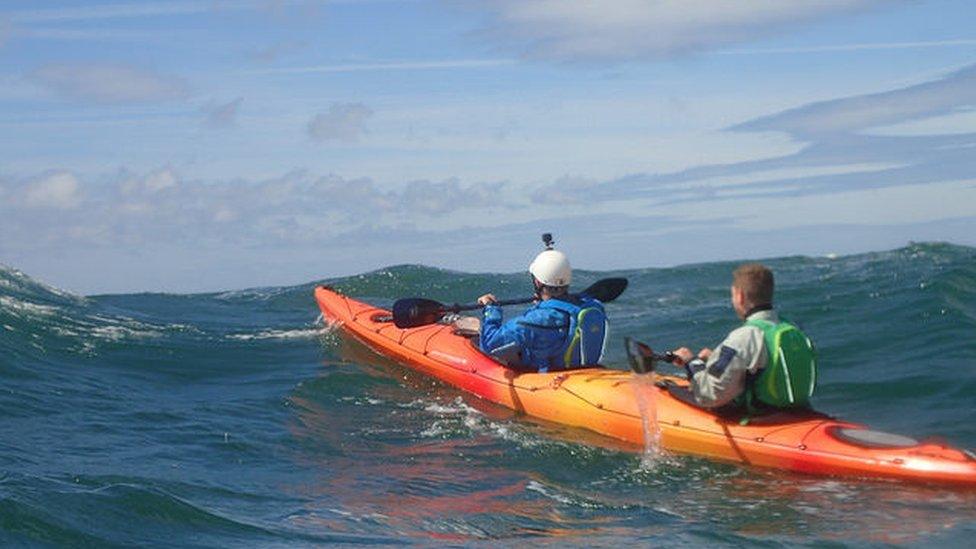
top-left (624, 337), bottom-right (679, 375)
top-left (392, 277), bottom-right (628, 329)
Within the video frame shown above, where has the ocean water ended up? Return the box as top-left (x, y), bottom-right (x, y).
top-left (1, 242), bottom-right (974, 547)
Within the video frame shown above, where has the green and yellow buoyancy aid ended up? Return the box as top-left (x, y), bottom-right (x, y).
top-left (737, 318), bottom-right (817, 410)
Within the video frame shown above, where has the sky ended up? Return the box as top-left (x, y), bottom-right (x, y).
top-left (0, 0), bottom-right (974, 294)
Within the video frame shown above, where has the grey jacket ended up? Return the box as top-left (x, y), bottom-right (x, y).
top-left (688, 309), bottom-right (778, 408)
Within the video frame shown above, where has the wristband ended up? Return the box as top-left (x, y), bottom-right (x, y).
top-left (684, 358), bottom-right (706, 379)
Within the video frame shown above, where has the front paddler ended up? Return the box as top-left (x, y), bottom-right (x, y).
top-left (477, 234), bottom-right (609, 372)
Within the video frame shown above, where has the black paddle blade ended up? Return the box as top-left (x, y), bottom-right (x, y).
top-left (581, 277), bottom-right (628, 303)
top-left (624, 337), bottom-right (656, 374)
top-left (392, 298), bottom-right (446, 329)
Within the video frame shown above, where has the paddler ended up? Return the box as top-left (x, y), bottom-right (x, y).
top-left (477, 235), bottom-right (608, 372)
top-left (670, 263), bottom-right (817, 412)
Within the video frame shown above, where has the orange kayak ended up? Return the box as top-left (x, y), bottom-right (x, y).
top-left (315, 286), bottom-right (976, 486)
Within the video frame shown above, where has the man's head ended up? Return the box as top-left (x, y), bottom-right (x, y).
top-left (529, 249), bottom-right (571, 299)
top-left (731, 263), bottom-right (774, 318)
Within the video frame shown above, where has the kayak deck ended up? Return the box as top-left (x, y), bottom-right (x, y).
top-left (315, 286), bottom-right (976, 486)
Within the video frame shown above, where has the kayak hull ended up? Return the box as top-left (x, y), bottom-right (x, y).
top-left (315, 286), bottom-right (976, 486)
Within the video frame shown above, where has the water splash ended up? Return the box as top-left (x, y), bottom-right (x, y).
top-left (631, 373), bottom-right (663, 466)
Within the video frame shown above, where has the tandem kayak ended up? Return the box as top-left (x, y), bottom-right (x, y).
top-left (314, 285), bottom-right (976, 486)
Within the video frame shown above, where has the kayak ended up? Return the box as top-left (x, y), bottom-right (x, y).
top-left (314, 286), bottom-right (976, 486)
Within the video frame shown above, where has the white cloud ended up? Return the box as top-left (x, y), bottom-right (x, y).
top-left (478, 0), bottom-right (880, 61)
top-left (0, 167), bottom-right (520, 253)
top-left (6, 0), bottom-right (404, 23)
top-left (118, 201), bottom-right (152, 215)
top-left (116, 167), bottom-right (181, 195)
top-left (659, 163), bottom-right (905, 192)
top-left (202, 97), bottom-right (243, 129)
top-left (307, 103), bottom-right (374, 143)
top-left (9, 1), bottom-right (238, 23)
top-left (249, 58), bottom-right (516, 75)
top-left (735, 63), bottom-right (976, 137)
top-left (213, 206), bottom-right (237, 223)
top-left (511, 60), bottom-right (976, 225)
top-left (719, 38), bottom-right (976, 55)
top-left (400, 178), bottom-right (506, 215)
top-left (30, 63), bottom-right (188, 103)
top-left (143, 168), bottom-right (179, 192)
top-left (699, 179), bottom-right (976, 230)
top-left (3, 163), bottom-right (973, 293)
top-left (864, 108), bottom-right (976, 137)
top-left (24, 172), bottom-right (82, 209)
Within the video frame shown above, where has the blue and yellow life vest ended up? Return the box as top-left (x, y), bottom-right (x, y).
top-left (534, 297), bottom-right (608, 371)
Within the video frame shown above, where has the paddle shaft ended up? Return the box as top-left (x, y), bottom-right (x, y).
top-left (392, 277), bottom-right (627, 329)
top-left (441, 296), bottom-right (534, 314)
top-left (441, 277), bottom-right (625, 313)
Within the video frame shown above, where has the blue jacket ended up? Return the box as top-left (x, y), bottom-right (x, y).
top-left (479, 296), bottom-right (607, 372)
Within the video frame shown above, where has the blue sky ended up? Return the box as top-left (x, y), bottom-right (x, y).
top-left (1, 0), bottom-right (974, 294)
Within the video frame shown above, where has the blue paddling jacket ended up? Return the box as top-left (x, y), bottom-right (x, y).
top-left (479, 296), bottom-right (608, 372)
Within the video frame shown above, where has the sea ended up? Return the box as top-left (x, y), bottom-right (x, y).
top-left (1, 242), bottom-right (974, 547)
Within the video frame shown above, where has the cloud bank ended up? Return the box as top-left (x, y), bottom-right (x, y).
top-left (477, 0), bottom-right (883, 61)
top-left (735, 63), bottom-right (976, 137)
top-left (0, 168), bottom-right (513, 253)
top-left (4, 61), bottom-right (973, 273)
top-left (525, 61), bottom-right (976, 217)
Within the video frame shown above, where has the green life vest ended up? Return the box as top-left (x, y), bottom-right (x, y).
top-left (738, 318), bottom-right (817, 410)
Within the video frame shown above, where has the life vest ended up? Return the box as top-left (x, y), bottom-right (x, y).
top-left (535, 297), bottom-right (608, 371)
top-left (737, 318), bottom-right (817, 410)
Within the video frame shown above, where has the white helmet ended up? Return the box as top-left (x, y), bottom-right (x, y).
top-left (529, 249), bottom-right (572, 287)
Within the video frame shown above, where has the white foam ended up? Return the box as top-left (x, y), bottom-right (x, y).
top-left (213, 286), bottom-right (288, 301)
top-left (0, 295), bottom-right (60, 317)
top-left (339, 396), bottom-right (385, 406)
top-left (526, 480), bottom-right (573, 504)
top-left (417, 397), bottom-right (509, 440)
top-left (319, 316), bottom-right (343, 332)
top-left (90, 325), bottom-right (163, 341)
top-left (423, 399), bottom-right (472, 415)
top-left (420, 420), bottom-right (452, 438)
top-left (525, 480), bottom-right (601, 509)
top-left (227, 328), bottom-right (325, 341)
top-left (82, 314), bottom-right (172, 341)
